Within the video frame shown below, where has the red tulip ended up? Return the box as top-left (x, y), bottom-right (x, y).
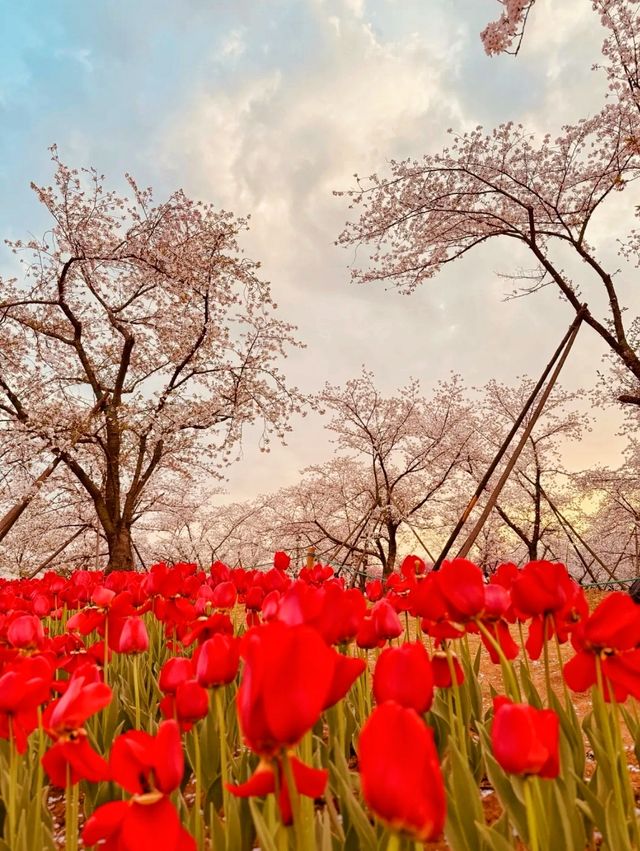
top-left (358, 702), bottom-right (446, 841)
top-left (118, 617), bottom-right (149, 654)
top-left (431, 651), bottom-right (464, 688)
top-left (245, 585), bottom-right (265, 611)
top-left (109, 720), bottom-right (184, 795)
top-left (237, 622), bottom-right (336, 755)
top-left (323, 653), bottom-right (366, 709)
top-left (42, 736), bottom-right (110, 787)
top-left (228, 754), bottom-right (327, 825)
top-left (356, 615), bottom-right (383, 649)
top-left (160, 679), bottom-right (209, 730)
top-left (437, 558), bottom-right (485, 620)
top-left (511, 561), bottom-right (587, 660)
top-left (195, 634), bottom-right (240, 688)
top-left (273, 551), bottom-right (291, 571)
top-left (42, 671), bottom-right (112, 787)
top-left (212, 581), bottom-right (237, 610)
top-left (491, 696), bottom-right (559, 778)
top-left (44, 671), bottom-right (112, 733)
top-left (563, 592), bottom-right (640, 701)
top-left (314, 586), bottom-right (367, 645)
top-left (409, 572), bottom-right (448, 621)
top-left (179, 612), bottom-right (233, 646)
top-left (511, 561), bottom-right (570, 616)
top-left (159, 657), bottom-right (194, 693)
top-left (491, 562), bottom-right (519, 590)
top-left (373, 642), bottom-right (434, 713)
top-left (371, 599), bottom-right (403, 640)
top-left (365, 579), bottom-right (383, 602)
top-left (7, 614), bottom-right (45, 650)
top-left (83, 798), bottom-right (195, 851)
top-left (82, 720), bottom-right (195, 851)
top-left (0, 667), bottom-right (50, 753)
top-left (400, 554), bottom-right (426, 579)
top-left (92, 586), bottom-right (116, 608)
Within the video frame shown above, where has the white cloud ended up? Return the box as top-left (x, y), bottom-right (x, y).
top-left (54, 47), bottom-right (93, 72)
top-left (217, 28), bottom-right (246, 60)
top-left (155, 1), bottom-right (629, 499)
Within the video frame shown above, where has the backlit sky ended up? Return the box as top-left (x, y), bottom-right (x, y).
top-left (1, 0), bottom-right (634, 501)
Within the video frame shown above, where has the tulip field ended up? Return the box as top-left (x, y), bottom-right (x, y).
top-left (1, 554), bottom-right (640, 851)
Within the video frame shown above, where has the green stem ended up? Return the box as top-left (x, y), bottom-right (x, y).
top-left (35, 707), bottom-right (45, 849)
top-left (609, 687), bottom-right (640, 849)
top-left (281, 749), bottom-right (316, 851)
top-left (193, 727), bottom-right (203, 849)
top-left (594, 659), bottom-right (632, 850)
top-left (542, 618), bottom-right (553, 705)
top-left (444, 643), bottom-right (468, 761)
top-left (8, 721), bottom-right (17, 847)
top-left (552, 630), bottom-right (572, 710)
top-left (132, 653), bottom-right (141, 729)
top-left (475, 619), bottom-right (521, 701)
top-left (280, 750), bottom-right (304, 848)
top-left (65, 765), bottom-right (78, 851)
top-left (518, 621), bottom-right (532, 679)
top-left (386, 833), bottom-right (401, 851)
top-left (214, 688), bottom-right (229, 814)
top-left (103, 617), bottom-right (109, 686)
top-left (523, 778), bottom-right (539, 851)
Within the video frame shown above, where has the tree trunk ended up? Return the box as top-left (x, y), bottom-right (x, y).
top-left (106, 525), bottom-right (135, 572)
top-left (384, 527), bottom-right (398, 577)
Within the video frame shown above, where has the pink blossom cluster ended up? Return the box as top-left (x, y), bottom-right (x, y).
top-left (480, 0), bottom-right (533, 56)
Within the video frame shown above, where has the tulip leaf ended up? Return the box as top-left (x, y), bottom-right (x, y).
top-left (248, 798), bottom-right (280, 851)
top-left (548, 689), bottom-right (584, 778)
top-left (475, 823), bottom-right (516, 851)
top-left (329, 751), bottom-right (377, 851)
top-left (443, 741), bottom-right (487, 851)
top-left (208, 801), bottom-right (226, 851)
top-left (478, 727), bottom-right (528, 844)
top-left (517, 660), bottom-right (543, 709)
top-left (316, 808), bottom-right (334, 851)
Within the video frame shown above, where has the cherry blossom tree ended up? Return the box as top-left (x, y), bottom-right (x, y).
top-left (156, 372), bottom-right (476, 578)
top-left (295, 370), bottom-right (477, 575)
top-left (576, 441), bottom-right (640, 581)
top-left (338, 0), bottom-right (640, 407)
top-left (480, 1), bottom-right (536, 56)
top-left (0, 150), bottom-right (301, 572)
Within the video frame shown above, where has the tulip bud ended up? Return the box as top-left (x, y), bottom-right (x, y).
top-left (491, 696), bottom-right (559, 778)
top-left (92, 587), bottom-right (116, 608)
top-left (358, 702), bottom-right (445, 841)
top-left (373, 641), bottom-right (434, 713)
top-left (8, 614), bottom-right (45, 650)
top-left (212, 581), bottom-right (237, 610)
top-left (431, 651), bottom-right (464, 688)
top-left (117, 617), bottom-right (149, 654)
top-left (371, 599), bottom-right (403, 640)
top-left (159, 656), bottom-right (194, 694)
top-left (195, 634), bottom-right (240, 688)
top-left (175, 679), bottom-right (209, 724)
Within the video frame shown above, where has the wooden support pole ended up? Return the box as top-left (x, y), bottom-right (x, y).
top-left (538, 483), bottom-right (617, 581)
top-left (432, 306), bottom-right (587, 571)
top-left (25, 525), bottom-right (88, 579)
top-left (0, 457), bottom-right (62, 544)
top-left (456, 311), bottom-right (585, 561)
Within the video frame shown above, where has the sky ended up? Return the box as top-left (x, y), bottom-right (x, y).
top-left (0, 0), bottom-right (634, 502)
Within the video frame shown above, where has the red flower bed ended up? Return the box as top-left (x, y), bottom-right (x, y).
top-left (0, 556), bottom-right (638, 850)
